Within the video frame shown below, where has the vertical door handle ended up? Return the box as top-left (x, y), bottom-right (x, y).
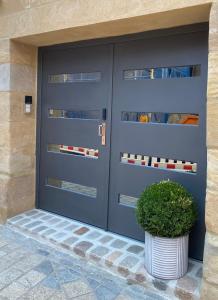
top-left (98, 123), bottom-right (106, 146)
top-left (98, 124), bottom-right (103, 136)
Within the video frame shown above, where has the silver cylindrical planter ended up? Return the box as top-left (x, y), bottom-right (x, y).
top-left (144, 231), bottom-right (189, 280)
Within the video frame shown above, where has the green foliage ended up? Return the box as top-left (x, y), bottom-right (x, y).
top-left (136, 180), bottom-right (197, 238)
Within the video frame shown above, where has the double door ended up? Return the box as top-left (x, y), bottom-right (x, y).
top-left (38, 28), bottom-right (208, 260)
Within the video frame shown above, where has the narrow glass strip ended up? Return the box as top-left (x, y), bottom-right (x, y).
top-left (124, 65), bottom-right (200, 80)
top-left (49, 109), bottom-right (99, 120)
top-left (119, 194), bottom-right (138, 208)
top-left (47, 178), bottom-right (97, 198)
top-left (48, 72), bottom-right (101, 83)
top-left (121, 112), bottom-right (199, 125)
top-left (48, 144), bottom-right (99, 159)
top-left (121, 153), bottom-right (197, 174)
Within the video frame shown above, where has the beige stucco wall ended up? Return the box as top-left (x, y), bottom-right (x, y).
top-left (0, 0), bottom-right (218, 298)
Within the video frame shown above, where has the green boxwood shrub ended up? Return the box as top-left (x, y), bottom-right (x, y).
top-left (136, 180), bottom-right (197, 238)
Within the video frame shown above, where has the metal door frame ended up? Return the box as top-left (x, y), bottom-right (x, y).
top-left (36, 22), bottom-right (208, 220)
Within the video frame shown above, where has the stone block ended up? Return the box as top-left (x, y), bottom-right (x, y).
top-left (0, 92), bottom-right (10, 123)
top-left (10, 41), bottom-right (37, 67)
top-left (10, 63), bottom-right (36, 93)
top-left (89, 246), bottom-right (110, 262)
top-left (127, 245), bottom-right (144, 254)
top-left (7, 173), bottom-right (35, 218)
top-left (73, 241), bottom-right (93, 258)
top-left (110, 239), bottom-right (127, 249)
top-left (207, 52), bottom-right (218, 98)
top-left (0, 175), bottom-right (9, 224)
top-left (0, 63), bottom-right (10, 91)
top-left (0, 39), bottom-right (10, 63)
top-left (205, 191), bottom-right (218, 234)
top-left (201, 280), bottom-right (218, 300)
top-left (207, 149), bottom-right (218, 195)
top-left (118, 256), bottom-right (139, 277)
top-left (207, 98), bottom-right (218, 148)
top-left (105, 250), bottom-right (123, 267)
top-left (203, 232), bottom-right (218, 285)
top-left (0, 0), bottom-right (30, 18)
top-left (74, 226), bottom-right (89, 235)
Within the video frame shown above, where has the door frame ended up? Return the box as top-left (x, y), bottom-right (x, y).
top-left (36, 22), bottom-right (208, 213)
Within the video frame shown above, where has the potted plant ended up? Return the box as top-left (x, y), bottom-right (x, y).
top-left (136, 180), bottom-right (197, 280)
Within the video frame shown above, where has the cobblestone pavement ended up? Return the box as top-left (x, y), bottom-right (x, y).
top-left (0, 224), bottom-right (169, 300)
top-left (8, 210), bottom-right (202, 300)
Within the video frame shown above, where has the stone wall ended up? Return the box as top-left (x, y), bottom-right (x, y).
top-left (0, 40), bottom-right (37, 219)
top-left (0, 0), bottom-right (218, 298)
top-left (201, 2), bottom-right (218, 299)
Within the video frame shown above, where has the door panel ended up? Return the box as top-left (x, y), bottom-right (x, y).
top-left (39, 44), bottom-right (113, 229)
top-left (109, 31), bottom-right (208, 260)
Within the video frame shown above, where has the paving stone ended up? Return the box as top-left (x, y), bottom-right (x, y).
top-left (187, 262), bottom-right (194, 273)
top-left (152, 279), bottom-right (168, 291)
top-left (115, 294), bottom-right (132, 300)
top-left (110, 239), bottom-right (127, 249)
top-left (0, 250), bottom-right (7, 257)
top-left (75, 293), bottom-right (97, 300)
top-left (86, 277), bottom-right (101, 290)
top-left (99, 235), bottom-right (114, 244)
top-left (127, 245), bottom-right (144, 255)
top-left (24, 221), bottom-right (42, 229)
top-left (56, 268), bottom-right (80, 284)
top-left (105, 251), bottom-right (123, 267)
top-left (37, 249), bottom-right (50, 256)
top-left (21, 284), bottom-right (55, 300)
top-left (0, 282), bottom-right (28, 300)
top-left (135, 264), bottom-right (146, 283)
top-left (49, 292), bottom-right (67, 300)
top-left (90, 246), bottom-right (110, 262)
top-left (31, 212), bottom-right (46, 219)
top-left (41, 274), bottom-right (61, 290)
top-left (15, 218), bottom-right (32, 226)
top-left (95, 285), bottom-right (119, 300)
top-left (14, 254), bottom-right (45, 272)
top-left (9, 215), bottom-right (24, 223)
top-left (41, 228), bottom-right (57, 237)
top-left (86, 231), bottom-right (102, 239)
top-left (17, 270), bottom-right (46, 288)
top-left (32, 225), bottom-right (48, 233)
top-left (196, 267), bottom-right (203, 278)
top-left (143, 290), bottom-right (167, 300)
top-left (34, 260), bottom-right (54, 275)
top-left (25, 210), bottom-right (40, 217)
top-left (54, 221), bottom-right (70, 228)
top-left (41, 215), bottom-right (53, 221)
top-left (63, 224), bottom-right (78, 231)
top-left (176, 275), bottom-right (198, 293)
top-left (74, 226), bottom-right (90, 235)
top-left (47, 217), bottom-right (62, 225)
top-left (0, 240), bottom-right (8, 248)
top-left (50, 232), bottom-right (68, 242)
top-left (63, 280), bottom-right (92, 298)
top-left (118, 256), bottom-right (139, 277)
top-left (0, 267), bottom-right (23, 289)
top-left (61, 236), bottom-right (78, 248)
top-left (74, 241), bottom-right (93, 257)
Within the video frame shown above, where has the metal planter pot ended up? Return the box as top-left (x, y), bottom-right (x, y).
top-left (144, 231), bottom-right (189, 280)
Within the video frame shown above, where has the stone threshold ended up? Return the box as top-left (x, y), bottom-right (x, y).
top-left (8, 209), bottom-right (202, 300)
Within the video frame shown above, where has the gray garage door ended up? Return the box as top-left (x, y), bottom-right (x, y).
top-left (38, 26), bottom-right (208, 260)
